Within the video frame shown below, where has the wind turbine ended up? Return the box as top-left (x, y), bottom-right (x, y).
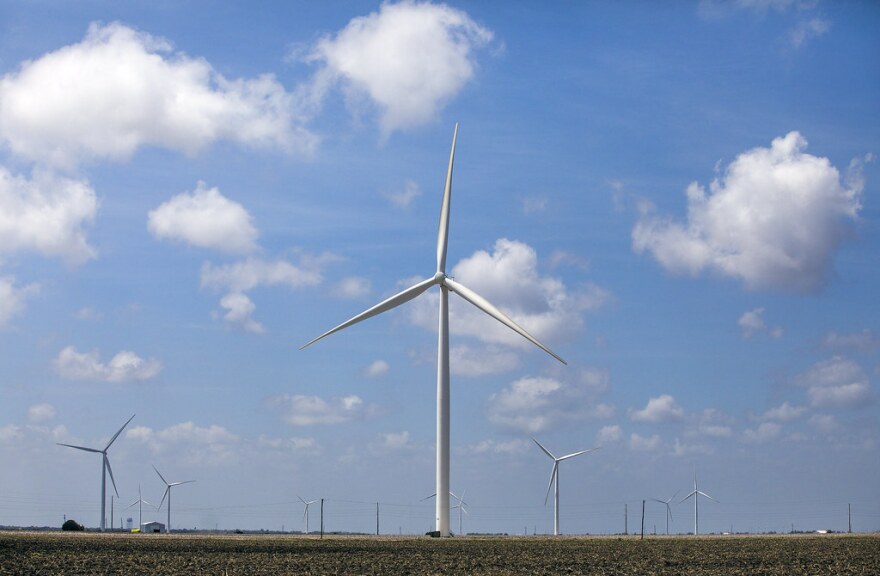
top-left (298, 496), bottom-right (317, 534)
top-left (57, 414), bottom-right (135, 531)
top-left (127, 484), bottom-right (152, 531)
top-left (451, 490), bottom-right (468, 536)
top-left (153, 465), bottom-right (194, 534)
top-left (680, 472), bottom-right (717, 535)
top-left (301, 124), bottom-right (566, 537)
top-left (532, 436), bottom-right (599, 536)
top-left (650, 490), bottom-right (678, 535)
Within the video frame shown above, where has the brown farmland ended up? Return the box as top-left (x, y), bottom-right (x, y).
top-left (1, 531), bottom-right (878, 575)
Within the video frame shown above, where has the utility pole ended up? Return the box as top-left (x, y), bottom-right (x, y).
top-left (111, 496), bottom-right (114, 530)
top-left (376, 502), bottom-right (380, 536)
top-left (624, 503), bottom-right (628, 535)
top-left (848, 503), bottom-right (852, 533)
top-left (640, 500), bottom-right (645, 540)
top-left (320, 498), bottom-right (324, 540)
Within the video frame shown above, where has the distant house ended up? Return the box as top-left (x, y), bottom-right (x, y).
top-left (141, 521), bottom-right (165, 533)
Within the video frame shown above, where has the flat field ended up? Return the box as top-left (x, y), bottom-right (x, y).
top-left (1, 532), bottom-right (878, 575)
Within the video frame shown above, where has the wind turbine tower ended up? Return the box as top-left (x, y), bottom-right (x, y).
top-left (650, 490), bottom-right (678, 535)
top-left (57, 414), bottom-right (135, 531)
top-left (532, 437), bottom-right (599, 536)
top-left (302, 125), bottom-right (566, 536)
top-left (154, 465), bottom-right (195, 534)
top-left (680, 472), bottom-right (717, 535)
top-left (298, 496), bottom-right (317, 534)
top-left (127, 484), bottom-right (152, 531)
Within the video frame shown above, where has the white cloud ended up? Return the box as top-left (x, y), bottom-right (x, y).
top-left (257, 434), bottom-right (320, 454)
top-left (629, 432), bottom-right (661, 451)
top-left (0, 276), bottom-right (39, 328)
top-left (797, 356), bottom-right (874, 409)
top-left (0, 168), bottom-right (97, 265)
top-left (376, 431), bottom-right (410, 450)
top-left (467, 438), bottom-right (529, 455)
top-left (269, 394), bottom-right (366, 426)
top-left (487, 373), bottom-right (613, 433)
top-left (27, 403), bottom-right (56, 423)
top-left (0, 424), bottom-right (24, 443)
top-left (385, 179), bottom-right (421, 208)
top-left (364, 360), bottom-right (390, 378)
top-left (743, 421), bottom-right (782, 443)
top-left (739, 307), bottom-right (784, 338)
top-left (450, 345), bottom-right (520, 377)
top-left (148, 182), bottom-right (258, 254)
top-left (201, 257), bottom-right (323, 294)
top-left (0, 22), bottom-right (314, 169)
top-left (597, 424), bottom-right (622, 444)
top-left (522, 197), bottom-right (548, 215)
top-left (762, 401), bottom-right (807, 422)
top-left (822, 330), bottom-right (880, 352)
top-left (789, 17), bottom-right (831, 48)
top-left (306, 1), bottom-right (493, 135)
top-left (633, 132), bottom-right (863, 293)
top-left (54, 346), bottom-right (162, 382)
top-left (808, 414), bottom-right (838, 433)
top-left (672, 437), bottom-right (714, 457)
top-left (333, 276), bottom-right (371, 299)
top-left (630, 394), bottom-right (684, 423)
top-left (218, 292), bottom-right (264, 333)
top-left (409, 239), bottom-right (609, 348)
top-left (127, 421), bottom-right (239, 465)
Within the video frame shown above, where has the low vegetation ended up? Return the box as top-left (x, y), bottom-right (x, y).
top-left (1, 532), bottom-right (878, 575)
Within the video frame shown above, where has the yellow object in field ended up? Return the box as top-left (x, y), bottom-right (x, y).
top-left (131, 528), bottom-right (140, 533)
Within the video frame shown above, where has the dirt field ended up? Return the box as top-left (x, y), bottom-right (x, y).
top-left (1, 531), bottom-right (878, 575)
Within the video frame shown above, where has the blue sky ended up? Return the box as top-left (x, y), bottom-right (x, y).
top-left (0, 0), bottom-right (878, 535)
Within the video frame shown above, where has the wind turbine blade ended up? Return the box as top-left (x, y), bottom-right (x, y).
top-left (300, 276), bottom-right (437, 349)
top-left (544, 462), bottom-right (558, 506)
top-left (104, 455), bottom-right (119, 498)
top-left (105, 414), bottom-right (135, 451)
top-left (420, 493), bottom-right (437, 502)
top-left (531, 437), bottom-right (556, 460)
top-left (680, 490), bottom-right (698, 503)
top-left (558, 447), bottom-right (599, 461)
top-left (169, 480), bottom-right (195, 487)
top-left (297, 495), bottom-right (307, 505)
top-left (697, 490), bottom-right (719, 503)
top-left (667, 490), bottom-right (680, 504)
top-left (158, 487), bottom-right (169, 510)
top-left (436, 123), bottom-right (458, 274)
top-left (443, 277), bottom-right (566, 364)
top-left (152, 465), bottom-right (168, 486)
top-left (56, 443), bottom-right (102, 453)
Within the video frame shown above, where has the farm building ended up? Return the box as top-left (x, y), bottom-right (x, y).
top-left (141, 521), bottom-right (165, 533)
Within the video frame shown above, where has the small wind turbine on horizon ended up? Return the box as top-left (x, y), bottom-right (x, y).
top-left (57, 414), bottom-right (135, 531)
top-left (153, 465), bottom-right (194, 534)
top-left (298, 496), bottom-right (317, 534)
top-left (301, 124), bottom-right (566, 537)
top-left (532, 436), bottom-right (599, 536)
top-left (451, 490), bottom-right (468, 536)
top-left (650, 490), bottom-right (678, 535)
top-left (680, 472), bottom-right (717, 535)
top-left (127, 484), bottom-right (152, 531)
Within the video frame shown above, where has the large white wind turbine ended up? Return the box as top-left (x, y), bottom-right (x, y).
top-left (154, 465), bottom-right (194, 534)
top-left (650, 490), bottom-right (678, 535)
top-left (57, 414), bottom-right (135, 531)
top-left (298, 495), bottom-right (317, 534)
top-left (532, 437), bottom-right (599, 536)
top-left (127, 484), bottom-right (152, 531)
top-left (302, 124), bottom-right (566, 537)
top-left (680, 472), bottom-right (717, 535)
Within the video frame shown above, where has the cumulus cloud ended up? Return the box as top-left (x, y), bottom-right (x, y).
top-left (384, 179), bottom-right (421, 208)
top-left (54, 346), bottom-right (162, 382)
top-left (797, 356), bottom-right (874, 409)
top-left (450, 345), bottom-right (520, 377)
top-left (148, 182), bottom-right (258, 254)
top-left (738, 307), bottom-right (783, 338)
top-left (305, 1), bottom-right (492, 135)
top-left (0, 22), bottom-right (314, 169)
top-left (597, 424), bottom-right (622, 444)
top-left (364, 360), bottom-right (390, 378)
top-left (808, 413), bottom-right (837, 433)
top-left (217, 292), bottom-right (264, 333)
top-left (487, 371), bottom-right (613, 433)
top-left (258, 435), bottom-right (320, 453)
top-left (409, 239), bottom-right (609, 348)
top-left (269, 394), bottom-right (367, 426)
top-left (630, 394), bottom-right (684, 423)
top-left (0, 168), bottom-right (97, 265)
top-left (27, 403), bottom-right (56, 423)
top-left (333, 276), bottom-right (371, 299)
top-left (373, 431), bottom-right (410, 451)
top-left (467, 438), bottom-right (529, 455)
top-left (743, 421), bottom-right (782, 443)
top-left (762, 401), bottom-right (807, 422)
top-left (127, 421), bottom-right (239, 465)
top-left (822, 330), bottom-right (880, 353)
top-left (0, 276), bottom-right (39, 328)
top-left (629, 432), bottom-right (661, 451)
top-left (633, 132), bottom-right (863, 293)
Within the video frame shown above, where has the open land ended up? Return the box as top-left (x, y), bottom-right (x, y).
top-left (1, 531), bottom-right (878, 575)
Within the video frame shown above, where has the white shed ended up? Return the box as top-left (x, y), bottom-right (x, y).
top-left (141, 521), bottom-right (165, 533)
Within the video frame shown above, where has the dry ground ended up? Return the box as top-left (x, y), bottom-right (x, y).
top-left (1, 531), bottom-right (878, 575)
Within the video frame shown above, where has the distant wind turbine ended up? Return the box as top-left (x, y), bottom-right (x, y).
top-left (153, 465), bottom-right (194, 534)
top-left (680, 472), bottom-right (717, 535)
top-left (57, 414), bottom-right (135, 531)
top-left (298, 496), bottom-right (317, 534)
top-left (302, 124), bottom-right (566, 537)
top-left (451, 490), bottom-right (468, 536)
top-left (127, 484), bottom-right (152, 531)
top-left (650, 490), bottom-right (678, 535)
top-left (532, 437), bottom-right (599, 536)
